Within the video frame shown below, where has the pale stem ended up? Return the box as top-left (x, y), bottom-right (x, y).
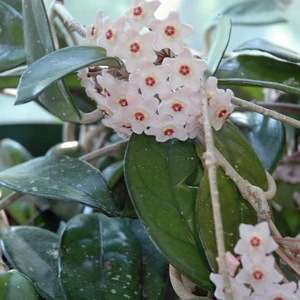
top-left (199, 87), bottom-right (233, 300)
top-left (80, 139), bottom-right (128, 162)
top-left (79, 109), bottom-right (103, 124)
top-left (232, 96), bottom-right (300, 129)
top-left (0, 191), bottom-right (23, 211)
top-left (48, 1), bottom-right (60, 49)
top-left (0, 65), bottom-right (27, 77)
top-left (275, 248), bottom-right (300, 277)
top-left (62, 122), bottom-right (76, 142)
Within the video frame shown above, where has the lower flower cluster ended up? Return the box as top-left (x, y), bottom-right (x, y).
top-left (210, 222), bottom-right (300, 299)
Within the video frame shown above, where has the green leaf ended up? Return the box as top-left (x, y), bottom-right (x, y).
top-left (130, 220), bottom-right (167, 300)
top-left (196, 121), bottom-right (267, 270)
top-left (45, 141), bottom-right (86, 158)
top-left (0, 155), bottom-right (120, 216)
top-left (0, 1), bottom-right (25, 72)
top-left (124, 134), bottom-right (213, 291)
top-left (0, 270), bottom-right (40, 300)
top-left (21, 0), bottom-right (81, 122)
top-left (102, 160), bottom-right (124, 189)
top-left (216, 55), bottom-right (300, 96)
top-left (1, 0), bottom-right (22, 14)
top-left (205, 15), bottom-right (231, 78)
top-left (16, 46), bottom-right (120, 104)
top-left (59, 213), bottom-right (141, 299)
top-left (1, 226), bottom-right (64, 299)
top-left (230, 112), bottom-right (286, 173)
top-left (0, 76), bottom-right (20, 89)
top-left (234, 38), bottom-right (300, 63)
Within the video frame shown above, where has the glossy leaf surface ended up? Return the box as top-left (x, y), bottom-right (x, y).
top-left (216, 55), bottom-right (300, 96)
top-left (205, 15), bottom-right (231, 78)
top-left (125, 134), bottom-right (213, 290)
top-left (0, 270), bottom-right (40, 300)
top-left (21, 0), bottom-right (81, 122)
top-left (234, 38), bottom-right (300, 63)
top-left (230, 112), bottom-right (286, 173)
top-left (1, 226), bottom-right (63, 299)
top-left (16, 46), bottom-right (120, 104)
top-left (0, 156), bottom-right (119, 216)
top-left (59, 213), bottom-right (141, 299)
top-left (130, 220), bottom-right (167, 300)
top-left (0, 1), bottom-right (25, 71)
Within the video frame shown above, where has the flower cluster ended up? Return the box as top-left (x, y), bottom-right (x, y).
top-left (78, 0), bottom-right (234, 142)
top-left (210, 222), bottom-right (300, 299)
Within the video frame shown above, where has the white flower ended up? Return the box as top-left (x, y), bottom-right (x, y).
top-left (96, 70), bottom-right (118, 97)
top-left (118, 93), bottom-right (160, 134)
top-left (158, 87), bottom-right (200, 124)
top-left (114, 28), bottom-right (157, 73)
top-left (102, 114), bottom-right (133, 139)
top-left (82, 10), bottom-right (103, 46)
top-left (129, 57), bottom-right (171, 99)
top-left (256, 282), bottom-right (298, 300)
top-left (124, 0), bottom-right (161, 31)
top-left (145, 115), bottom-right (188, 142)
top-left (148, 11), bottom-right (193, 54)
top-left (216, 252), bottom-right (240, 277)
top-left (235, 255), bottom-right (283, 294)
top-left (162, 47), bottom-right (207, 92)
top-left (210, 273), bottom-right (251, 300)
top-left (234, 222), bottom-right (278, 263)
top-left (97, 15), bottom-right (127, 56)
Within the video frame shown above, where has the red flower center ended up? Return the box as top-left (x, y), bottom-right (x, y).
top-left (104, 88), bottom-right (110, 97)
top-left (134, 112), bottom-right (145, 121)
top-left (133, 6), bottom-right (143, 17)
top-left (91, 26), bottom-right (96, 36)
top-left (218, 109), bottom-right (227, 118)
top-left (119, 98), bottom-right (128, 107)
top-left (122, 124), bottom-right (132, 129)
top-left (250, 236), bottom-right (261, 248)
top-left (164, 25), bottom-right (176, 37)
top-left (252, 270), bottom-right (264, 280)
top-left (172, 103), bottom-right (183, 112)
top-left (179, 65), bottom-right (190, 76)
top-left (274, 297), bottom-right (284, 300)
top-left (130, 42), bottom-right (141, 53)
top-left (105, 29), bottom-right (113, 40)
top-left (145, 76), bottom-right (156, 87)
top-left (164, 128), bottom-right (174, 136)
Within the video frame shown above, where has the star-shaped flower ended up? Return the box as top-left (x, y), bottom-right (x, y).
top-left (124, 0), bottom-right (161, 31)
top-left (235, 255), bottom-right (282, 294)
top-left (118, 93), bottom-right (160, 134)
top-left (256, 282), bottom-right (297, 300)
top-left (82, 10), bottom-right (103, 46)
top-left (234, 222), bottom-right (278, 263)
top-left (102, 114), bottom-right (133, 139)
top-left (114, 28), bottom-right (157, 73)
top-left (96, 70), bottom-right (118, 97)
top-left (97, 15), bottom-right (127, 56)
top-left (162, 47), bottom-right (207, 92)
top-left (129, 57), bottom-right (171, 100)
top-left (148, 11), bottom-right (193, 54)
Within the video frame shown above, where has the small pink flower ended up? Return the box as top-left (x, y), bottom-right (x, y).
top-left (96, 70), bottom-right (118, 97)
top-left (149, 11), bottom-right (193, 54)
top-left (210, 273), bottom-right (251, 300)
top-left (124, 0), bottom-right (161, 31)
top-left (145, 115), bottom-right (188, 142)
top-left (235, 255), bottom-right (283, 294)
top-left (102, 114), bottom-right (133, 139)
top-left (114, 28), bottom-right (157, 73)
top-left (256, 282), bottom-right (297, 300)
top-left (118, 93), bottom-right (160, 134)
top-left (129, 57), bottom-right (171, 99)
top-left (162, 47), bottom-right (207, 92)
top-left (234, 222), bottom-right (278, 263)
top-left (216, 252), bottom-right (240, 277)
top-left (82, 10), bottom-right (103, 46)
top-left (97, 15), bottom-right (127, 56)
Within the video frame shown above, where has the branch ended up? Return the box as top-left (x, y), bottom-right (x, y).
top-left (232, 96), bottom-right (300, 129)
top-left (62, 122), bottom-right (76, 142)
top-left (79, 109), bottom-right (103, 124)
top-left (0, 191), bottom-right (23, 211)
top-left (199, 86), bottom-right (234, 300)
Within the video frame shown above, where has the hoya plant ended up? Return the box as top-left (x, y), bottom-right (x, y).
top-left (0, 0), bottom-right (300, 299)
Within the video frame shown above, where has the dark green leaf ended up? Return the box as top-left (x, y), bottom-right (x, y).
top-left (230, 112), bottom-right (286, 173)
top-left (0, 76), bottom-right (20, 89)
top-left (0, 270), bottom-right (40, 300)
top-left (124, 134), bottom-right (213, 291)
top-left (234, 38), bottom-right (300, 63)
top-left (205, 15), bottom-right (231, 78)
top-left (0, 156), bottom-right (120, 216)
top-left (0, 1), bottom-right (25, 71)
top-left (16, 46), bottom-right (120, 104)
top-left (216, 55), bottom-right (300, 96)
top-left (130, 220), bottom-right (167, 300)
top-left (102, 160), bottom-right (124, 189)
top-left (21, 0), bottom-right (81, 122)
top-left (59, 213), bottom-right (141, 299)
top-left (2, 0), bottom-right (22, 14)
top-left (45, 141), bottom-right (86, 158)
top-left (1, 226), bottom-right (63, 299)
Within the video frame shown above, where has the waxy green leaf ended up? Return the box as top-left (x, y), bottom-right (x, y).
top-left (234, 38), bottom-right (300, 63)
top-left (230, 112), bottom-right (286, 173)
top-left (125, 134), bottom-right (213, 291)
top-left (1, 226), bottom-right (63, 299)
top-left (0, 270), bottom-right (40, 300)
top-left (0, 1), bottom-right (25, 71)
top-left (216, 55), bottom-right (300, 96)
top-left (0, 156), bottom-right (120, 216)
top-left (59, 213), bottom-right (141, 299)
top-left (205, 15), bottom-right (231, 78)
top-left (21, 0), bottom-right (81, 122)
top-left (16, 46), bottom-right (120, 104)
